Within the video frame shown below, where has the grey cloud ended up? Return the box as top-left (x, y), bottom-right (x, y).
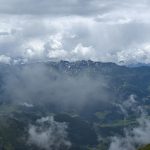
top-left (1, 16), bottom-right (150, 64)
top-left (114, 95), bottom-right (138, 117)
top-left (0, 31), bottom-right (10, 36)
top-left (28, 116), bottom-right (71, 150)
top-left (0, 0), bottom-right (146, 17)
top-left (0, 0), bottom-right (148, 19)
top-left (109, 95), bottom-right (149, 150)
top-left (0, 1), bottom-right (150, 63)
top-left (109, 116), bottom-right (150, 150)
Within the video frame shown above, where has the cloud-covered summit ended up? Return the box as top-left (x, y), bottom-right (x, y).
top-left (0, 0), bottom-right (150, 64)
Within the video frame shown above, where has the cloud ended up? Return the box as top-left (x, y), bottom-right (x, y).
top-left (0, 55), bottom-right (11, 64)
top-left (114, 95), bottom-right (144, 117)
top-left (0, 0), bottom-right (109, 16)
top-left (0, 0), bottom-right (150, 63)
top-left (71, 43), bottom-right (97, 61)
top-left (21, 102), bottom-right (34, 108)
top-left (46, 43), bottom-right (97, 61)
top-left (28, 116), bottom-right (71, 150)
top-left (117, 44), bottom-right (150, 64)
top-left (109, 116), bottom-right (150, 150)
top-left (3, 63), bottom-right (110, 108)
top-left (109, 95), bottom-right (150, 150)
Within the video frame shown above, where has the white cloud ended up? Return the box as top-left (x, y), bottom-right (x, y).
top-left (117, 44), bottom-right (150, 64)
top-left (28, 116), bottom-right (71, 150)
top-left (22, 39), bottom-right (45, 59)
top-left (0, 55), bottom-right (11, 64)
top-left (0, 1), bottom-right (150, 63)
top-left (48, 34), bottom-right (63, 50)
top-left (48, 49), bottom-right (68, 60)
top-left (71, 43), bottom-right (97, 61)
top-left (21, 102), bottom-right (34, 108)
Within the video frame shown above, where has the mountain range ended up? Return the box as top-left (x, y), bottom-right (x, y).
top-left (0, 60), bottom-right (150, 150)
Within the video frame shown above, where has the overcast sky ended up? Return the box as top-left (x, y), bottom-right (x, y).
top-left (0, 0), bottom-right (150, 64)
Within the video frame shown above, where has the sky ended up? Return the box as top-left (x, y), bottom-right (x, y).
top-left (0, 0), bottom-right (150, 64)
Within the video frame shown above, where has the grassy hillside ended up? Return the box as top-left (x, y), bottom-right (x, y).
top-left (139, 144), bottom-right (150, 150)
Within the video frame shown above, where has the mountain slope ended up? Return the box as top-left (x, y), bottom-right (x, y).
top-left (0, 61), bottom-right (150, 150)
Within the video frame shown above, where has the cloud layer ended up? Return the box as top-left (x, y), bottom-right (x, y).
top-left (3, 64), bottom-right (109, 109)
top-left (110, 95), bottom-right (150, 150)
top-left (0, 0), bottom-right (150, 64)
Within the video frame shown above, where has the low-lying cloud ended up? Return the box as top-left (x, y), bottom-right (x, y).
top-left (109, 116), bottom-right (150, 150)
top-left (3, 63), bottom-right (110, 109)
top-left (110, 95), bottom-right (150, 150)
top-left (28, 116), bottom-right (71, 150)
